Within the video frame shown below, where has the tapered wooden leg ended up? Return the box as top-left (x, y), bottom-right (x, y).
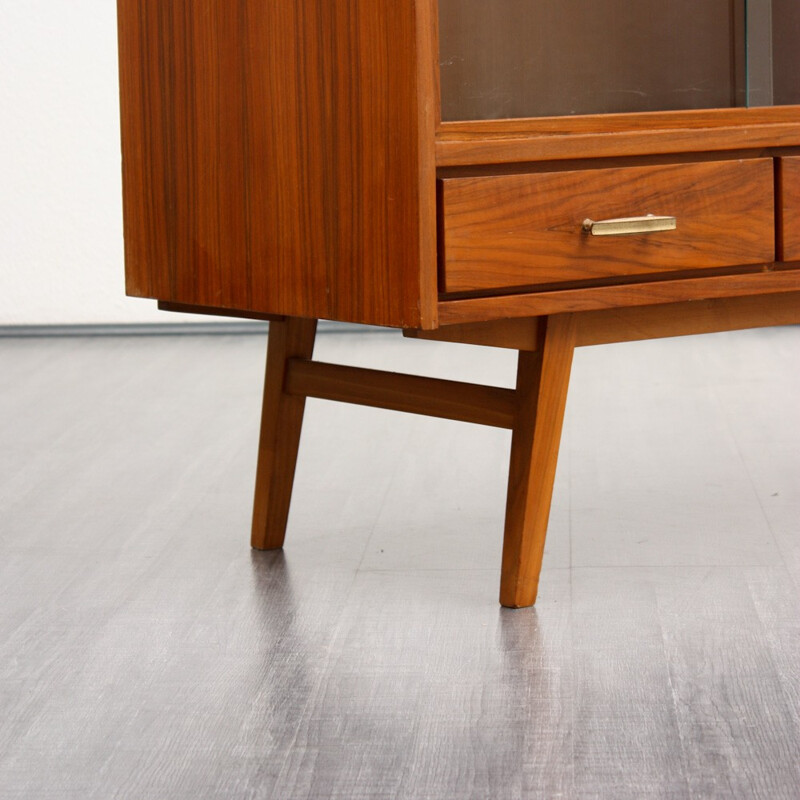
top-left (251, 317), bottom-right (318, 550)
top-left (500, 314), bottom-right (577, 608)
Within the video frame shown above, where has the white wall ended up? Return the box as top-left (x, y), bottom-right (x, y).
top-left (0, 1), bottom-right (203, 325)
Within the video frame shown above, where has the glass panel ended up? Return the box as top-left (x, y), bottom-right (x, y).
top-left (439, 0), bottom-right (800, 120)
top-left (439, 0), bottom-right (747, 121)
top-left (747, 0), bottom-right (774, 105)
top-left (753, 0), bottom-right (800, 106)
top-left (438, 0), bottom-right (800, 121)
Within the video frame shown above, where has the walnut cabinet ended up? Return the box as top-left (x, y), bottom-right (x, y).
top-left (117, 0), bottom-right (800, 606)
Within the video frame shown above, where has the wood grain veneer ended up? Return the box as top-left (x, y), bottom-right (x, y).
top-left (500, 314), bottom-right (576, 608)
top-left (777, 157), bottom-right (800, 261)
top-left (158, 301), bottom-right (283, 323)
top-left (435, 106), bottom-right (800, 166)
top-left (437, 269), bottom-right (800, 324)
top-left (405, 318), bottom-right (541, 350)
top-left (285, 359), bottom-right (516, 429)
top-left (117, 0), bottom-right (437, 329)
top-left (252, 318), bottom-right (317, 550)
top-left (440, 160), bottom-right (774, 292)
top-left (574, 291), bottom-right (800, 346)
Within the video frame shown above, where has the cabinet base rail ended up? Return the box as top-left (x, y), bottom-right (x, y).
top-left (250, 292), bottom-right (800, 608)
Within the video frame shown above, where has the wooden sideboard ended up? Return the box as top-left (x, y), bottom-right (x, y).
top-left (117, 0), bottom-right (800, 606)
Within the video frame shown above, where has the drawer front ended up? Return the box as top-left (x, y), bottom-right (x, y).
top-left (440, 160), bottom-right (775, 293)
top-left (778, 157), bottom-right (800, 261)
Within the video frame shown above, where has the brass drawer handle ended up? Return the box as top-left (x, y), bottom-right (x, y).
top-left (582, 214), bottom-right (677, 237)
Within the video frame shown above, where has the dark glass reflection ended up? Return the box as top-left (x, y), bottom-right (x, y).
top-left (438, 0), bottom-right (799, 121)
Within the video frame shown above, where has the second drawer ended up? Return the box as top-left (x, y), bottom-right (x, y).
top-left (439, 159), bottom-right (775, 293)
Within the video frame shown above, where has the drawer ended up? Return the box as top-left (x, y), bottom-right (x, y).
top-left (778, 157), bottom-right (800, 261)
top-left (439, 160), bottom-right (775, 293)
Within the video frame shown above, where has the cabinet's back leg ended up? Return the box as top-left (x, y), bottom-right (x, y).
top-left (251, 317), bottom-right (318, 550)
top-left (500, 314), bottom-right (576, 608)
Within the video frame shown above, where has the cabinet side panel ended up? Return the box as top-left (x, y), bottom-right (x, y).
top-left (117, 0), bottom-right (429, 327)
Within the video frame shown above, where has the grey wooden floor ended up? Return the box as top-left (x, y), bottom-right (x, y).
top-left (1, 326), bottom-right (798, 799)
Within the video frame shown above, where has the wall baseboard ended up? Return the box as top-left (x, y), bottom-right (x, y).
top-left (0, 321), bottom-right (374, 338)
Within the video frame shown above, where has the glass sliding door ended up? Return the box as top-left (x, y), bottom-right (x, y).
top-left (436, 1), bottom-right (800, 121)
top-left (752, 0), bottom-right (800, 106)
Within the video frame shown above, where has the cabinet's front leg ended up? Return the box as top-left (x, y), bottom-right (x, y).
top-left (251, 317), bottom-right (318, 550)
top-left (500, 314), bottom-right (577, 608)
